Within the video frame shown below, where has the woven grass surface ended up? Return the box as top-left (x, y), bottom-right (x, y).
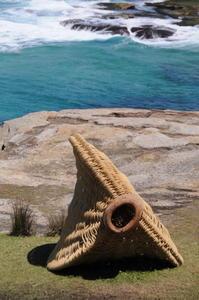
top-left (0, 202), bottom-right (198, 300)
top-left (47, 134), bottom-right (183, 270)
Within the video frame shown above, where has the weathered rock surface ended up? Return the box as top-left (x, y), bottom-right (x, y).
top-left (0, 108), bottom-right (199, 233)
top-left (131, 25), bottom-right (175, 39)
top-left (102, 13), bottom-right (134, 20)
top-left (60, 0), bottom-right (199, 41)
top-left (72, 22), bottom-right (129, 35)
top-left (61, 19), bottom-right (129, 35)
top-left (178, 17), bottom-right (199, 27)
top-left (98, 2), bottom-right (135, 11)
top-left (146, 0), bottom-right (199, 26)
top-left (61, 19), bottom-right (175, 39)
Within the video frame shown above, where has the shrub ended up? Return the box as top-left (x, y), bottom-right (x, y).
top-left (46, 211), bottom-right (66, 237)
top-left (10, 201), bottom-right (35, 236)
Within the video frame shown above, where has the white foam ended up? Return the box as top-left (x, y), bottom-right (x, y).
top-left (124, 17), bottom-right (199, 49)
top-left (0, 0), bottom-right (199, 52)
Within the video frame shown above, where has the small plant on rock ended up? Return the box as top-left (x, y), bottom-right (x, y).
top-left (46, 211), bottom-right (66, 237)
top-left (10, 201), bottom-right (35, 236)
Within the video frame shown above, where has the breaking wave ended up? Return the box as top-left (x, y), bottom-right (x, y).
top-left (0, 0), bottom-right (199, 52)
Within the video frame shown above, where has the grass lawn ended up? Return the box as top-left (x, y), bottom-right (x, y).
top-left (0, 201), bottom-right (198, 300)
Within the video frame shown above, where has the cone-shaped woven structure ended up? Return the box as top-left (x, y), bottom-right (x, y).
top-left (47, 134), bottom-right (183, 270)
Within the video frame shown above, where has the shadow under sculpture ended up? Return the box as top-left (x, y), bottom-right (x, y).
top-left (46, 134), bottom-right (183, 272)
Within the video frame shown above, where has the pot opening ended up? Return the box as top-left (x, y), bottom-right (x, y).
top-left (111, 203), bottom-right (135, 229)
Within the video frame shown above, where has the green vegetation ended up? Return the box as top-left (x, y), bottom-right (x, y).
top-left (10, 201), bottom-right (34, 236)
top-left (46, 211), bottom-right (66, 237)
top-left (0, 202), bottom-right (198, 299)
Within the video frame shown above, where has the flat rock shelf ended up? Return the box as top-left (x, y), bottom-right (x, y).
top-left (0, 108), bottom-right (199, 233)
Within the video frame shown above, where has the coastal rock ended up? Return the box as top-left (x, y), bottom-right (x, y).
top-left (146, 0), bottom-right (199, 24)
top-left (101, 10), bottom-right (165, 20)
top-left (62, 20), bottom-right (129, 35)
top-left (98, 2), bottom-right (135, 11)
top-left (72, 23), bottom-right (129, 35)
top-left (131, 25), bottom-right (175, 39)
top-left (178, 17), bottom-right (199, 27)
top-left (146, 0), bottom-right (198, 13)
top-left (62, 20), bottom-right (175, 39)
top-left (102, 13), bottom-right (134, 20)
top-left (60, 19), bottom-right (83, 27)
top-left (0, 109), bottom-right (199, 233)
top-left (133, 10), bottom-right (167, 19)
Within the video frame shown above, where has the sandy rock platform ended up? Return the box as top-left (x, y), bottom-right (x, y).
top-left (0, 108), bottom-right (198, 233)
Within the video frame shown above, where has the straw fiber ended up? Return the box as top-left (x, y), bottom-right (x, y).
top-left (47, 134), bottom-right (183, 270)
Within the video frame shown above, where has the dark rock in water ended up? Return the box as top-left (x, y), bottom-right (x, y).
top-left (154, 7), bottom-right (198, 19)
top-left (71, 23), bottom-right (129, 36)
top-left (102, 13), bottom-right (134, 20)
top-left (101, 10), bottom-right (166, 20)
top-left (60, 19), bottom-right (83, 27)
top-left (178, 17), bottom-right (199, 26)
top-left (146, 1), bottom-right (184, 11)
top-left (133, 10), bottom-right (167, 19)
top-left (146, 0), bottom-right (199, 22)
top-left (61, 19), bottom-right (175, 38)
top-left (154, 8), bottom-right (185, 19)
top-left (131, 25), bottom-right (175, 39)
top-left (61, 19), bottom-right (129, 35)
top-left (98, 2), bottom-right (135, 11)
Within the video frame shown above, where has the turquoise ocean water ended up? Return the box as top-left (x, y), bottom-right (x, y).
top-left (0, 0), bottom-right (199, 122)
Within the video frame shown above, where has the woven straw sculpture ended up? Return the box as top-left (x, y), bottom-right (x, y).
top-left (47, 134), bottom-right (183, 271)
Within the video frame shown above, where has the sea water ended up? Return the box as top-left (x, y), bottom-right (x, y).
top-left (0, 0), bottom-right (199, 122)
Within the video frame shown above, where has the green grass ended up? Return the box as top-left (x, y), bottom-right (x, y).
top-left (0, 202), bottom-right (198, 299)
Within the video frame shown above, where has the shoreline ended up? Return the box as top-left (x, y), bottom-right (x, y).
top-left (1, 1), bottom-right (199, 122)
top-left (0, 108), bottom-right (198, 233)
top-left (1, 106), bottom-right (199, 125)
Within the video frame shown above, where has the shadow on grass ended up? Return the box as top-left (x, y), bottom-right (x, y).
top-left (27, 243), bottom-right (172, 280)
top-left (28, 243), bottom-right (56, 267)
